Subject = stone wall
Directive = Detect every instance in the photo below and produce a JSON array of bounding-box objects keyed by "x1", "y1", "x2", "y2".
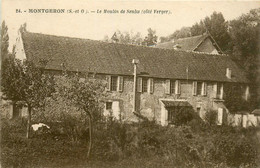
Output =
[{"x1": 101, "y1": 74, "x2": 227, "y2": 125}]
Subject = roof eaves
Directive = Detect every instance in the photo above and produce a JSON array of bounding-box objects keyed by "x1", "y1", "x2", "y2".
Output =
[{"x1": 192, "y1": 35, "x2": 208, "y2": 51}]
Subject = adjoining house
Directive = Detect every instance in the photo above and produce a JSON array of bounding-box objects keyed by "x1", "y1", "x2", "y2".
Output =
[
  {"x1": 11, "y1": 31, "x2": 252, "y2": 126},
  {"x1": 156, "y1": 33, "x2": 223, "y2": 55}
]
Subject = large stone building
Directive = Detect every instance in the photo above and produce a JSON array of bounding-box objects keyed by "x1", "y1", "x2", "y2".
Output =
[
  {"x1": 13, "y1": 31, "x2": 250, "y2": 126},
  {"x1": 156, "y1": 33, "x2": 223, "y2": 55}
]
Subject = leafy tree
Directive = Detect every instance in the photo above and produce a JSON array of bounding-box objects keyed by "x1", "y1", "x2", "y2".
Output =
[
  {"x1": 229, "y1": 8, "x2": 260, "y2": 107},
  {"x1": 170, "y1": 107, "x2": 194, "y2": 126},
  {"x1": 103, "y1": 30, "x2": 143, "y2": 45},
  {"x1": 142, "y1": 28, "x2": 158, "y2": 46},
  {"x1": 58, "y1": 74, "x2": 105, "y2": 158},
  {"x1": 190, "y1": 21, "x2": 205, "y2": 36},
  {"x1": 1, "y1": 58, "x2": 55, "y2": 138},
  {"x1": 1, "y1": 21, "x2": 9, "y2": 65},
  {"x1": 204, "y1": 110, "x2": 217, "y2": 126},
  {"x1": 19, "y1": 22, "x2": 27, "y2": 33},
  {"x1": 160, "y1": 12, "x2": 230, "y2": 52},
  {"x1": 160, "y1": 27, "x2": 191, "y2": 42},
  {"x1": 190, "y1": 12, "x2": 231, "y2": 52}
]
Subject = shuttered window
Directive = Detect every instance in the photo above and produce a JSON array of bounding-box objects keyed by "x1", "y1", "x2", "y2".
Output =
[
  {"x1": 118, "y1": 76, "x2": 124, "y2": 92},
  {"x1": 175, "y1": 80, "x2": 181, "y2": 94},
  {"x1": 213, "y1": 83, "x2": 218, "y2": 98},
  {"x1": 202, "y1": 82, "x2": 207, "y2": 96},
  {"x1": 106, "y1": 75, "x2": 111, "y2": 91},
  {"x1": 220, "y1": 83, "x2": 224, "y2": 99},
  {"x1": 165, "y1": 79, "x2": 171, "y2": 94},
  {"x1": 148, "y1": 78, "x2": 154, "y2": 94},
  {"x1": 193, "y1": 81, "x2": 197, "y2": 95},
  {"x1": 137, "y1": 77, "x2": 142, "y2": 92}
]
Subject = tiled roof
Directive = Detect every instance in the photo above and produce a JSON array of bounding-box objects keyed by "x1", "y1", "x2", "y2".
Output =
[
  {"x1": 156, "y1": 34, "x2": 222, "y2": 54},
  {"x1": 252, "y1": 109, "x2": 260, "y2": 115},
  {"x1": 161, "y1": 100, "x2": 191, "y2": 107},
  {"x1": 21, "y1": 32, "x2": 248, "y2": 83},
  {"x1": 156, "y1": 34, "x2": 208, "y2": 51}
]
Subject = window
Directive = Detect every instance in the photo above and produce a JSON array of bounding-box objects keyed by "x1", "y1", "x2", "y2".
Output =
[
  {"x1": 166, "y1": 80, "x2": 180, "y2": 94},
  {"x1": 196, "y1": 107, "x2": 201, "y2": 114},
  {"x1": 217, "y1": 83, "x2": 221, "y2": 96},
  {"x1": 197, "y1": 82, "x2": 203, "y2": 95},
  {"x1": 142, "y1": 78, "x2": 148, "y2": 92},
  {"x1": 214, "y1": 83, "x2": 223, "y2": 99},
  {"x1": 148, "y1": 78, "x2": 154, "y2": 94},
  {"x1": 111, "y1": 76, "x2": 118, "y2": 91},
  {"x1": 106, "y1": 102, "x2": 112, "y2": 110},
  {"x1": 118, "y1": 76, "x2": 124, "y2": 92},
  {"x1": 170, "y1": 80, "x2": 175, "y2": 94}
]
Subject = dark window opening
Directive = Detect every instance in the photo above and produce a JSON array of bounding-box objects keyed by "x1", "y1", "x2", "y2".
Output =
[
  {"x1": 168, "y1": 107, "x2": 181, "y2": 124},
  {"x1": 197, "y1": 82, "x2": 202, "y2": 95},
  {"x1": 142, "y1": 78, "x2": 148, "y2": 92},
  {"x1": 106, "y1": 102, "x2": 112, "y2": 110},
  {"x1": 111, "y1": 76, "x2": 118, "y2": 91},
  {"x1": 217, "y1": 83, "x2": 221, "y2": 96},
  {"x1": 170, "y1": 80, "x2": 175, "y2": 94},
  {"x1": 196, "y1": 107, "x2": 201, "y2": 114}
]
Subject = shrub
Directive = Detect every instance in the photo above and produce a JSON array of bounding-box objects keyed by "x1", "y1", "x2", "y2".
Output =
[
  {"x1": 92, "y1": 119, "x2": 136, "y2": 161},
  {"x1": 173, "y1": 107, "x2": 194, "y2": 126},
  {"x1": 204, "y1": 110, "x2": 217, "y2": 126},
  {"x1": 212, "y1": 134, "x2": 257, "y2": 167}
]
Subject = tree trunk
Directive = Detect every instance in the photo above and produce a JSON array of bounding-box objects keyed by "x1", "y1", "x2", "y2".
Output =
[
  {"x1": 26, "y1": 105, "x2": 32, "y2": 139},
  {"x1": 87, "y1": 113, "x2": 93, "y2": 159}
]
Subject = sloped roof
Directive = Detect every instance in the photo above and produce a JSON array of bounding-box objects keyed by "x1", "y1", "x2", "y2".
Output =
[
  {"x1": 156, "y1": 34, "x2": 222, "y2": 54},
  {"x1": 252, "y1": 109, "x2": 260, "y2": 115},
  {"x1": 21, "y1": 32, "x2": 248, "y2": 83},
  {"x1": 161, "y1": 100, "x2": 191, "y2": 108}
]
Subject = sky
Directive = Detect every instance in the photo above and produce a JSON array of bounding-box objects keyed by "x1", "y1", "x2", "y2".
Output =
[{"x1": 2, "y1": 0, "x2": 260, "y2": 51}]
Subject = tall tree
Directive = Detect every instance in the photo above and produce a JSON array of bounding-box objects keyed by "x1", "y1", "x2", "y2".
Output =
[
  {"x1": 229, "y1": 8, "x2": 260, "y2": 107},
  {"x1": 2, "y1": 58, "x2": 55, "y2": 138},
  {"x1": 190, "y1": 12, "x2": 231, "y2": 52},
  {"x1": 58, "y1": 74, "x2": 105, "y2": 158},
  {"x1": 103, "y1": 30, "x2": 143, "y2": 45},
  {"x1": 160, "y1": 12, "x2": 230, "y2": 52},
  {"x1": 19, "y1": 22, "x2": 27, "y2": 33},
  {"x1": 190, "y1": 21, "x2": 205, "y2": 36},
  {"x1": 160, "y1": 27, "x2": 191, "y2": 43},
  {"x1": 142, "y1": 28, "x2": 158, "y2": 46},
  {"x1": 1, "y1": 21, "x2": 9, "y2": 62}
]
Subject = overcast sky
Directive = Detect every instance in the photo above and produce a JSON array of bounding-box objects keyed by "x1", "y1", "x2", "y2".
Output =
[{"x1": 2, "y1": 0, "x2": 260, "y2": 50}]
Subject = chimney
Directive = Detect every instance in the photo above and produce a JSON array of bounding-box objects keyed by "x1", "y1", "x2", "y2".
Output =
[{"x1": 226, "y1": 68, "x2": 231, "y2": 79}]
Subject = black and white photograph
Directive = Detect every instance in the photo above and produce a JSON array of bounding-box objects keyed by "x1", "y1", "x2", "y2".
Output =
[{"x1": 1, "y1": 0, "x2": 260, "y2": 167}]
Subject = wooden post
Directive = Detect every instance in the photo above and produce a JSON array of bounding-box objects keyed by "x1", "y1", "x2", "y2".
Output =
[{"x1": 132, "y1": 59, "x2": 139, "y2": 113}]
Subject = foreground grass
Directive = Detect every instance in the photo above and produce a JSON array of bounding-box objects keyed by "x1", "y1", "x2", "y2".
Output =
[{"x1": 1, "y1": 118, "x2": 260, "y2": 168}]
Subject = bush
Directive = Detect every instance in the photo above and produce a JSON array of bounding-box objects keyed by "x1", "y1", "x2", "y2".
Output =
[
  {"x1": 212, "y1": 134, "x2": 257, "y2": 167},
  {"x1": 205, "y1": 110, "x2": 217, "y2": 126},
  {"x1": 172, "y1": 107, "x2": 195, "y2": 126},
  {"x1": 1, "y1": 116, "x2": 259, "y2": 167},
  {"x1": 93, "y1": 119, "x2": 136, "y2": 161}
]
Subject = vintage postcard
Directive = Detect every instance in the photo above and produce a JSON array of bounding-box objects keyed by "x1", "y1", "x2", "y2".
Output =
[{"x1": 1, "y1": 0, "x2": 260, "y2": 167}]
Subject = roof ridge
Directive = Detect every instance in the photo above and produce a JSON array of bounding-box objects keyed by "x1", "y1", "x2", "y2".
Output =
[
  {"x1": 176, "y1": 34, "x2": 207, "y2": 41},
  {"x1": 21, "y1": 31, "x2": 248, "y2": 83},
  {"x1": 23, "y1": 31, "x2": 224, "y2": 57}
]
